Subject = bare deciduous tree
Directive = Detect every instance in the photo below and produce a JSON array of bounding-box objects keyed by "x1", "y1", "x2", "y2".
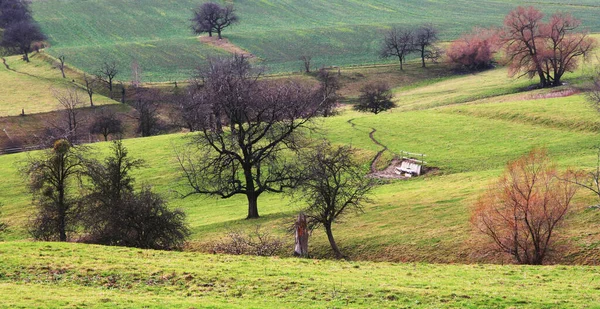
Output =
[
  {"x1": 90, "y1": 109, "x2": 123, "y2": 141},
  {"x1": 22, "y1": 139, "x2": 86, "y2": 241},
  {"x1": 132, "y1": 88, "x2": 160, "y2": 137},
  {"x1": 502, "y1": 6, "x2": 596, "y2": 88},
  {"x1": 299, "y1": 55, "x2": 312, "y2": 73},
  {"x1": 97, "y1": 61, "x2": 119, "y2": 97},
  {"x1": 414, "y1": 24, "x2": 438, "y2": 68},
  {"x1": 0, "y1": 0, "x2": 31, "y2": 28},
  {"x1": 131, "y1": 59, "x2": 142, "y2": 89},
  {"x1": 353, "y1": 82, "x2": 396, "y2": 114},
  {"x1": 53, "y1": 87, "x2": 84, "y2": 142},
  {"x1": 0, "y1": 19, "x2": 46, "y2": 62},
  {"x1": 295, "y1": 142, "x2": 375, "y2": 259},
  {"x1": 191, "y1": 2, "x2": 239, "y2": 39},
  {"x1": 176, "y1": 55, "x2": 323, "y2": 219},
  {"x1": 316, "y1": 68, "x2": 341, "y2": 117},
  {"x1": 54, "y1": 55, "x2": 66, "y2": 78},
  {"x1": 380, "y1": 27, "x2": 414, "y2": 71},
  {"x1": 83, "y1": 73, "x2": 98, "y2": 107},
  {"x1": 471, "y1": 148, "x2": 579, "y2": 264}
]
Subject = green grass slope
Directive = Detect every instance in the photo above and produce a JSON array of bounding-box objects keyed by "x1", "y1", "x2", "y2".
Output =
[
  {"x1": 0, "y1": 242, "x2": 599, "y2": 308},
  {"x1": 2, "y1": 65, "x2": 600, "y2": 263},
  {"x1": 31, "y1": 0, "x2": 600, "y2": 81},
  {"x1": 0, "y1": 54, "x2": 117, "y2": 117}
]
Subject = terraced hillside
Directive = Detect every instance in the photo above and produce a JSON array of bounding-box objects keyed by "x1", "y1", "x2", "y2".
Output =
[{"x1": 31, "y1": 0, "x2": 600, "y2": 81}]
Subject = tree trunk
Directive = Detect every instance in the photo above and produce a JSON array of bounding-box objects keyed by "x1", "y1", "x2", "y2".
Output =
[
  {"x1": 324, "y1": 223, "x2": 343, "y2": 259},
  {"x1": 397, "y1": 55, "x2": 403, "y2": 71},
  {"x1": 88, "y1": 93, "x2": 93, "y2": 107},
  {"x1": 294, "y1": 213, "x2": 309, "y2": 257},
  {"x1": 217, "y1": 29, "x2": 223, "y2": 40},
  {"x1": 61, "y1": 67, "x2": 66, "y2": 78},
  {"x1": 23, "y1": 52, "x2": 30, "y2": 62},
  {"x1": 421, "y1": 48, "x2": 426, "y2": 68},
  {"x1": 246, "y1": 193, "x2": 259, "y2": 219},
  {"x1": 58, "y1": 184, "x2": 67, "y2": 241}
]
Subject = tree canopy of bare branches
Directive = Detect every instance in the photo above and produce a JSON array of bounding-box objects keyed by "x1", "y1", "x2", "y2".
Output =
[
  {"x1": 90, "y1": 109, "x2": 123, "y2": 141},
  {"x1": 295, "y1": 142, "x2": 375, "y2": 259},
  {"x1": 22, "y1": 139, "x2": 86, "y2": 241},
  {"x1": 315, "y1": 68, "x2": 341, "y2": 117},
  {"x1": 502, "y1": 6, "x2": 596, "y2": 88},
  {"x1": 0, "y1": 0, "x2": 31, "y2": 28},
  {"x1": 191, "y1": 2, "x2": 239, "y2": 40},
  {"x1": 52, "y1": 87, "x2": 85, "y2": 143},
  {"x1": 176, "y1": 55, "x2": 324, "y2": 219},
  {"x1": 97, "y1": 61, "x2": 119, "y2": 97},
  {"x1": 471, "y1": 148, "x2": 578, "y2": 264},
  {"x1": 353, "y1": 82, "x2": 395, "y2": 114},
  {"x1": 414, "y1": 24, "x2": 438, "y2": 68},
  {"x1": 0, "y1": 19, "x2": 46, "y2": 62},
  {"x1": 380, "y1": 27, "x2": 414, "y2": 71}
]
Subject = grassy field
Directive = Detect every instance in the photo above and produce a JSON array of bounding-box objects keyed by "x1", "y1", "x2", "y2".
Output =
[
  {"x1": 2, "y1": 62, "x2": 600, "y2": 264},
  {"x1": 0, "y1": 242, "x2": 599, "y2": 308},
  {"x1": 30, "y1": 0, "x2": 600, "y2": 82},
  {"x1": 0, "y1": 54, "x2": 118, "y2": 117}
]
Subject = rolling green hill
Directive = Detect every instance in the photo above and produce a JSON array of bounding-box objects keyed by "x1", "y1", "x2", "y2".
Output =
[
  {"x1": 30, "y1": 0, "x2": 600, "y2": 82},
  {"x1": 1, "y1": 62, "x2": 600, "y2": 264}
]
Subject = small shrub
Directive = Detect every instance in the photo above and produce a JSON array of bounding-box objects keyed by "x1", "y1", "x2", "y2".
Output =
[
  {"x1": 213, "y1": 226, "x2": 284, "y2": 256},
  {"x1": 84, "y1": 187, "x2": 190, "y2": 251},
  {"x1": 353, "y1": 82, "x2": 395, "y2": 114},
  {"x1": 446, "y1": 27, "x2": 500, "y2": 71}
]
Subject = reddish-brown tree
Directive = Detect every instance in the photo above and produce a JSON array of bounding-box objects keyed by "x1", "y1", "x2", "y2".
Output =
[
  {"x1": 471, "y1": 149, "x2": 578, "y2": 265},
  {"x1": 502, "y1": 6, "x2": 596, "y2": 88},
  {"x1": 446, "y1": 27, "x2": 500, "y2": 71}
]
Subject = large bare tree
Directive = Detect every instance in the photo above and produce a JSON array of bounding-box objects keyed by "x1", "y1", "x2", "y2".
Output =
[
  {"x1": 502, "y1": 7, "x2": 596, "y2": 88},
  {"x1": 471, "y1": 149, "x2": 578, "y2": 264},
  {"x1": 414, "y1": 24, "x2": 438, "y2": 68},
  {"x1": 0, "y1": 19, "x2": 46, "y2": 62},
  {"x1": 296, "y1": 142, "x2": 374, "y2": 259},
  {"x1": 191, "y1": 2, "x2": 239, "y2": 40},
  {"x1": 380, "y1": 27, "x2": 414, "y2": 71},
  {"x1": 176, "y1": 55, "x2": 323, "y2": 219},
  {"x1": 23, "y1": 139, "x2": 86, "y2": 241}
]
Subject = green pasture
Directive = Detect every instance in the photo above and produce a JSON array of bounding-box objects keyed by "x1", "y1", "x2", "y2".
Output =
[
  {"x1": 2, "y1": 63, "x2": 600, "y2": 263},
  {"x1": 0, "y1": 242, "x2": 599, "y2": 308},
  {"x1": 0, "y1": 54, "x2": 117, "y2": 116},
  {"x1": 30, "y1": 0, "x2": 600, "y2": 81}
]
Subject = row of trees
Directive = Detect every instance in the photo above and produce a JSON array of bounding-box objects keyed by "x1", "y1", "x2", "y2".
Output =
[
  {"x1": 0, "y1": 0, "x2": 46, "y2": 62},
  {"x1": 446, "y1": 7, "x2": 596, "y2": 88},
  {"x1": 24, "y1": 139, "x2": 189, "y2": 249},
  {"x1": 380, "y1": 24, "x2": 439, "y2": 70}
]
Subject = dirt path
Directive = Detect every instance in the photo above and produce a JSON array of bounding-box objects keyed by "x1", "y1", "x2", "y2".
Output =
[
  {"x1": 199, "y1": 36, "x2": 255, "y2": 58},
  {"x1": 2, "y1": 57, "x2": 13, "y2": 71},
  {"x1": 347, "y1": 118, "x2": 389, "y2": 173}
]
